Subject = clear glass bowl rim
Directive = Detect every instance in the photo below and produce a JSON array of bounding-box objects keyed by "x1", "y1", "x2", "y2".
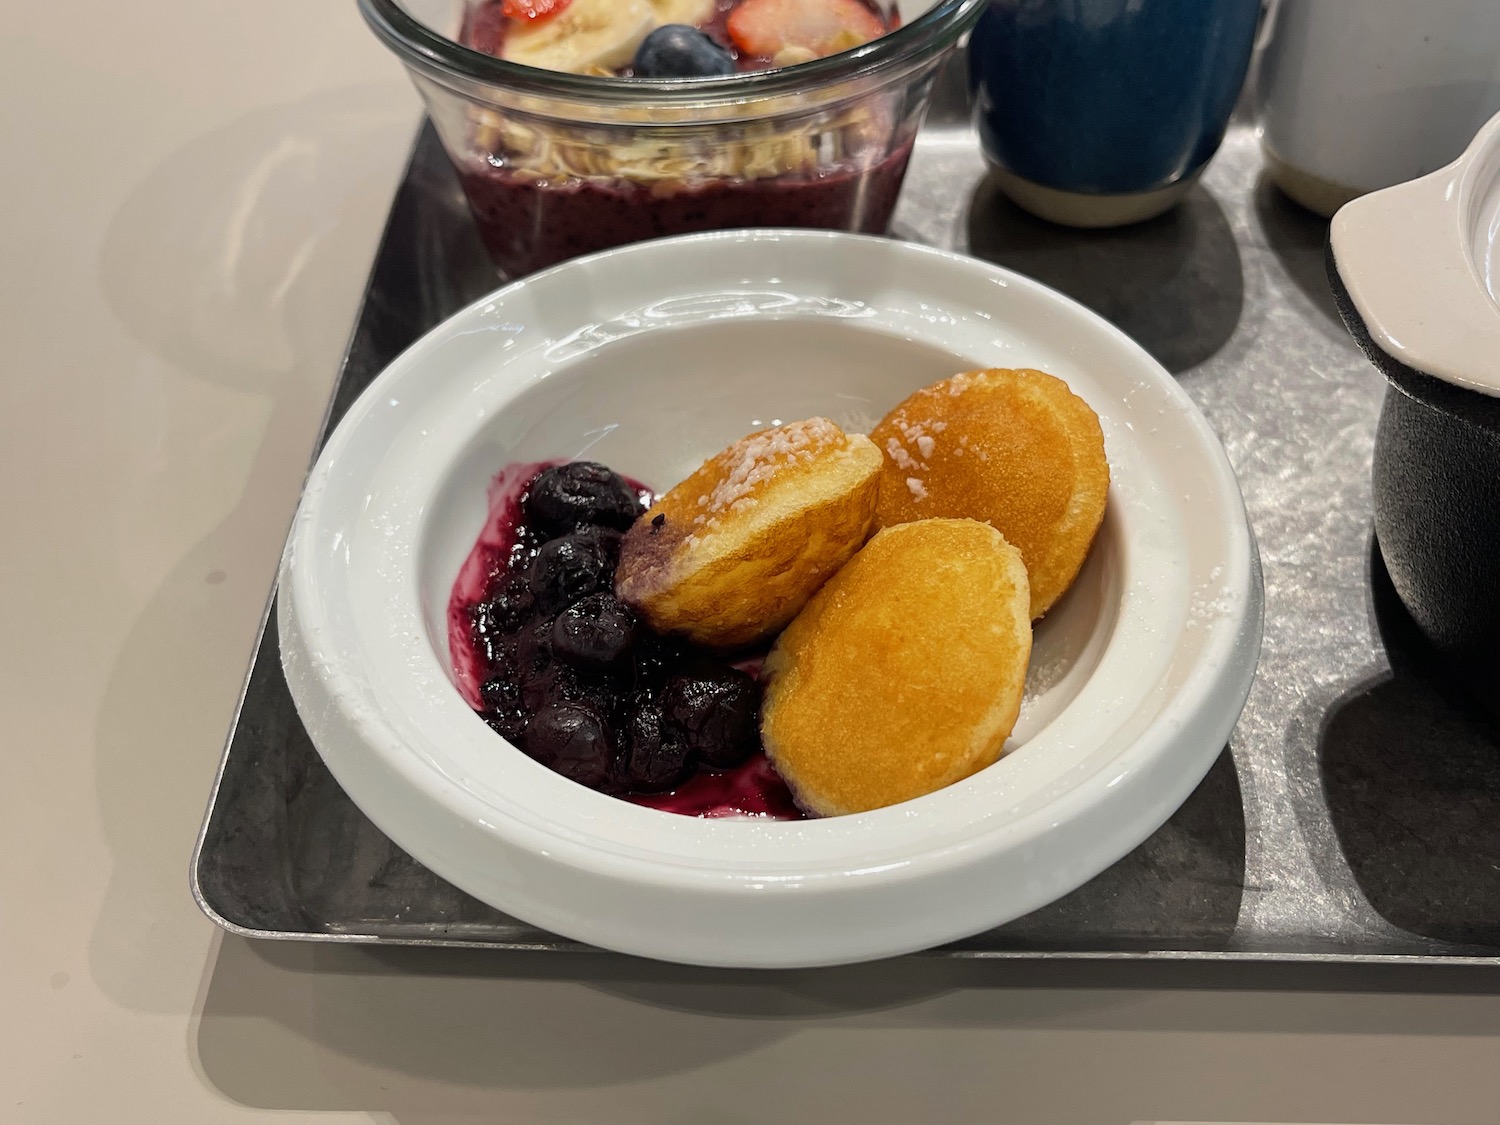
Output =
[{"x1": 358, "y1": 0, "x2": 987, "y2": 105}]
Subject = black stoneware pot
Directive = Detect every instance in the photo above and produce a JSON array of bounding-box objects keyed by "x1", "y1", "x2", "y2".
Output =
[{"x1": 1327, "y1": 111, "x2": 1500, "y2": 718}]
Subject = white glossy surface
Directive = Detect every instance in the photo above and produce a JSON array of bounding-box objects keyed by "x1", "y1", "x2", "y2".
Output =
[
  {"x1": 1332, "y1": 109, "x2": 1500, "y2": 397},
  {"x1": 1254, "y1": 0, "x2": 1500, "y2": 199},
  {"x1": 9, "y1": 0, "x2": 1500, "y2": 1118},
  {"x1": 279, "y1": 230, "x2": 1262, "y2": 967}
]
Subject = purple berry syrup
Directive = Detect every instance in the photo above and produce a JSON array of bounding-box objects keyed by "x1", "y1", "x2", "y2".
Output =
[{"x1": 448, "y1": 460, "x2": 804, "y2": 819}]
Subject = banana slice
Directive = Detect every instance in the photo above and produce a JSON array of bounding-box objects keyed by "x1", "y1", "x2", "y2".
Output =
[
  {"x1": 648, "y1": 0, "x2": 717, "y2": 26},
  {"x1": 504, "y1": 0, "x2": 657, "y2": 73}
]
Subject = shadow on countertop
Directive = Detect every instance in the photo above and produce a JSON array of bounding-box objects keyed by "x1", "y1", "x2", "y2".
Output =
[
  {"x1": 952, "y1": 748, "x2": 1245, "y2": 955},
  {"x1": 965, "y1": 175, "x2": 1244, "y2": 376},
  {"x1": 1318, "y1": 538, "x2": 1500, "y2": 948},
  {"x1": 1251, "y1": 171, "x2": 1347, "y2": 334}
]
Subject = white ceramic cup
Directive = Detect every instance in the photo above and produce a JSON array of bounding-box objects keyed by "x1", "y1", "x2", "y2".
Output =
[{"x1": 1253, "y1": 0, "x2": 1500, "y2": 217}]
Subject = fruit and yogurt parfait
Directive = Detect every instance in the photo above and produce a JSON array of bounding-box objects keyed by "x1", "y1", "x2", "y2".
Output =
[{"x1": 359, "y1": 0, "x2": 985, "y2": 276}]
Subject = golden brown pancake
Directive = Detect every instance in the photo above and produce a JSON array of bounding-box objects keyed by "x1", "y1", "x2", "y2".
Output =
[
  {"x1": 761, "y1": 518, "x2": 1032, "y2": 817},
  {"x1": 870, "y1": 368, "x2": 1109, "y2": 619},
  {"x1": 615, "y1": 417, "x2": 882, "y2": 648}
]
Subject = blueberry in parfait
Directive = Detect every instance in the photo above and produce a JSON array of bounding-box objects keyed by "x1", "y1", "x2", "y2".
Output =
[{"x1": 633, "y1": 24, "x2": 735, "y2": 77}]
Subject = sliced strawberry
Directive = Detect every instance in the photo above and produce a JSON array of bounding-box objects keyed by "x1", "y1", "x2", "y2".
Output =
[
  {"x1": 727, "y1": 0, "x2": 887, "y2": 60},
  {"x1": 502, "y1": 0, "x2": 572, "y2": 22}
]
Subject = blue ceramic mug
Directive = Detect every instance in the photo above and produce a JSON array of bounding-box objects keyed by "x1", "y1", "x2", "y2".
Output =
[{"x1": 968, "y1": 0, "x2": 1261, "y2": 226}]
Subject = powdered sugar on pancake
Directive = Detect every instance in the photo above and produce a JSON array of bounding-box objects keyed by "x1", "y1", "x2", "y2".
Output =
[{"x1": 701, "y1": 416, "x2": 844, "y2": 518}]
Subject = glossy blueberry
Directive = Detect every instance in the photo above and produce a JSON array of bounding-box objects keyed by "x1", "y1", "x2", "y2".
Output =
[
  {"x1": 479, "y1": 673, "x2": 522, "y2": 714},
  {"x1": 523, "y1": 702, "x2": 619, "y2": 791},
  {"x1": 472, "y1": 574, "x2": 533, "y2": 663},
  {"x1": 527, "y1": 527, "x2": 621, "y2": 614},
  {"x1": 630, "y1": 631, "x2": 691, "y2": 690},
  {"x1": 633, "y1": 24, "x2": 735, "y2": 78},
  {"x1": 513, "y1": 615, "x2": 557, "y2": 680},
  {"x1": 517, "y1": 646, "x2": 627, "y2": 721},
  {"x1": 520, "y1": 661, "x2": 578, "y2": 715},
  {"x1": 660, "y1": 665, "x2": 760, "y2": 769},
  {"x1": 525, "y1": 462, "x2": 642, "y2": 535},
  {"x1": 505, "y1": 523, "x2": 548, "y2": 575},
  {"x1": 483, "y1": 708, "x2": 527, "y2": 746},
  {"x1": 518, "y1": 662, "x2": 562, "y2": 715},
  {"x1": 479, "y1": 672, "x2": 527, "y2": 741},
  {"x1": 476, "y1": 633, "x2": 518, "y2": 686},
  {"x1": 623, "y1": 699, "x2": 694, "y2": 791},
  {"x1": 551, "y1": 593, "x2": 638, "y2": 669},
  {"x1": 483, "y1": 571, "x2": 535, "y2": 626}
]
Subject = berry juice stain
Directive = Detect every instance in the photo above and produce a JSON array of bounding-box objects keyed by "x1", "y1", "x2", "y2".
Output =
[
  {"x1": 449, "y1": 460, "x2": 804, "y2": 820},
  {"x1": 632, "y1": 753, "x2": 802, "y2": 819}
]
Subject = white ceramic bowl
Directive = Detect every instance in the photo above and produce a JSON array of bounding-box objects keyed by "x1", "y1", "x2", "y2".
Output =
[{"x1": 279, "y1": 229, "x2": 1262, "y2": 968}]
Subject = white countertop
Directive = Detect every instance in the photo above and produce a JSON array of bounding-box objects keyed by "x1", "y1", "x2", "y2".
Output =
[{"x1": 3, "y1": 1, "x2": 1499, "y2": 1121}]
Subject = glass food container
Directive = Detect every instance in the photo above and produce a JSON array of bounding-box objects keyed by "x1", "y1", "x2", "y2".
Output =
[{"x1": 359, "y1": 0, "x2": 984, "y2": 276}]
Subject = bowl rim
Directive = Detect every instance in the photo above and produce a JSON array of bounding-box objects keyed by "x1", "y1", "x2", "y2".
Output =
[
  {"x1": 281, "y1": 230, "x2": 1260, "y2": 905},
  {"x1": 356, "y1": 0, "x2": 986, "y2": 106}
]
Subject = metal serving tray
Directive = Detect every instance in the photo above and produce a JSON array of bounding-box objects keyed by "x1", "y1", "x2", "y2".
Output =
[{"x1": 192, "y1": 59, "x2": 1500, "y2": 963}]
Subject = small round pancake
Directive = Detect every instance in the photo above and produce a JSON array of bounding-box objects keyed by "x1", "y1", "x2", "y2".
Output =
[
  {"x1": 870, "y1": 368, "x2": 1109, "y2": 619},
  {"x1": 761, "y1": 518, "x2": 1032, "y2": 817},
  {"x1": 615, "y1": 417, "x2": 882, "y2": 649}
]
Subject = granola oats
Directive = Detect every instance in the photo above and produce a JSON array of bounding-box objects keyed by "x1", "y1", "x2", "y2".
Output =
[{"x1": 469, "y1": 101, "x2": 891, "y2": 185}]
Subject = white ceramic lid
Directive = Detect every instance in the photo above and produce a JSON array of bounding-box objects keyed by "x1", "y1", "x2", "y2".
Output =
[{"x1": 1331, "y1": 108, "x2": 1500, "y2": 397}]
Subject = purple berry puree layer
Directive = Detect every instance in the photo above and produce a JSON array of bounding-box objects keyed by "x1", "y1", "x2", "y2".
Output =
[
  {"x1": 456, "y1": 141, "x2": 915, "y2": 278},
  {"x1": 448, "y1": 459, "x2": 804, "y2": 819}
]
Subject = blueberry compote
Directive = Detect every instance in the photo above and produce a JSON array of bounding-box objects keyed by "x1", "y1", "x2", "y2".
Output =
[{"x1": 448, "y1": 460, "x2": 803, "y2": 819}]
